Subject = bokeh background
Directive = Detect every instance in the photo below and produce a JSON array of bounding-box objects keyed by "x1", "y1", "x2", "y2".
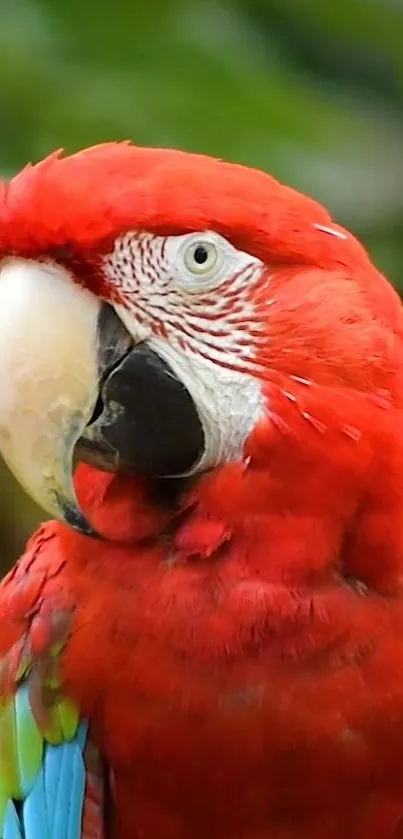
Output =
[{"x1": 0, "y1": 0, "x2": 402, "y2": 571}]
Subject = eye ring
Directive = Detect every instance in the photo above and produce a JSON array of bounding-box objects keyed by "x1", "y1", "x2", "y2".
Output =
[{"x1": 183, "y1": 240, "x2": 219, "y2": 275}]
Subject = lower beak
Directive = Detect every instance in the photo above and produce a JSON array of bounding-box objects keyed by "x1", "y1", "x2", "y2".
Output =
[{"x1": 0, "y1": 258, "x2": 204, "y2": 536}]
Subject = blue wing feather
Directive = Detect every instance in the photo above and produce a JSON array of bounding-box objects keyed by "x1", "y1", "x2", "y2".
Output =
[
  {"x1": 2, "y1": 721, "x2": 96, "y2": 839},
  {"x1": 3, "y1": 804, "x2": 22, "y2": 839},
  {"x1": 0, "y1": 602, "x2": 107, "y2": 839}
]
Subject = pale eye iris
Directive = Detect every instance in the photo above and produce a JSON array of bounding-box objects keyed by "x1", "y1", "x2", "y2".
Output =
[{"x1": 184, "y1": 241, "x2": 218, "y2": 275}]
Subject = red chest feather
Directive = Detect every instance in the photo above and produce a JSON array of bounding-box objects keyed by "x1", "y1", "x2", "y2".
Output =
[{"x1": 48, "y1": 454, "x2": 403, "y2": 839}]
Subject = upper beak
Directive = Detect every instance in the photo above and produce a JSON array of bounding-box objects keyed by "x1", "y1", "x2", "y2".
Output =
[
  {"x1": 0, "y1": 258, "x2": 204, "y2": 536},
  {"x1": 0, "y1": 258, "x2": 131, "y2": 535}
]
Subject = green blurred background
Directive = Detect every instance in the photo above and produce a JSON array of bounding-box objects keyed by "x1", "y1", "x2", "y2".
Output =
[{"x1": 0, "y1": 0, "x2": 402, "y2": 570}]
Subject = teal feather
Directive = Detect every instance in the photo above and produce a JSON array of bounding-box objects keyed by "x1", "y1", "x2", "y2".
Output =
[
  {"x1": 3, "y1": 804, "x2": 22, "y2": 839},
  {"x1": 0, "y1": 676, "x2": 91, "y2": 839},
  {"x1": 14, "y1": 686, "x2": 43, "y2": 797},
  {"x1": 0, "y1": 612, "x2": 106, "y2": 839}
]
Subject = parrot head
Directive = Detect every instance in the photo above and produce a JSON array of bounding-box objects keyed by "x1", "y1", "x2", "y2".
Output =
[{"x1": 0, "y1": 142, "x2": 402, "y2": 576}]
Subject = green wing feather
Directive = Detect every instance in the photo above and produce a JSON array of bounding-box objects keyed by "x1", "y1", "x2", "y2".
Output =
[
  {"x1": 0, "y1": 686, "x2": 80, "y2": 828},
  {"x1": 0, "y1": 628, "x2": 106, "y2": 839}
]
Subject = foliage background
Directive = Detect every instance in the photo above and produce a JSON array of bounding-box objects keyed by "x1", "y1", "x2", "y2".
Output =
[{"x1": 0, "y1": 0, "x2": 402, "y2": 570}]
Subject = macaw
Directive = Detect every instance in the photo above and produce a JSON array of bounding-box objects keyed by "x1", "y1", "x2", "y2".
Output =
[{"x1": 0, "y1": 142, "x2": 403, "y2": 839}]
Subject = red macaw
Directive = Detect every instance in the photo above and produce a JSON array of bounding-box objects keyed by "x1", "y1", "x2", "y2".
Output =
[{"x1": 0, "y1": 143, "x2": 403, "y2": 839}]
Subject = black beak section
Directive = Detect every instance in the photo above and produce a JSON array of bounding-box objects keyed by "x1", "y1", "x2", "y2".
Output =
[{"x1": 77, "y1": 306, "x2": 205, "y2": 480}]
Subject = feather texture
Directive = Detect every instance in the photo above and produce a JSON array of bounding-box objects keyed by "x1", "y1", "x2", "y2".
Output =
[
  {"x1": 0, "y1": 569, "x2": 106, "y2": 839},
  {"x1": 3, "y1": 144, "x2": 403, "y2": 838},
  {"x1": 0, "y1": 679, "x2": 92, "y2": 839}
]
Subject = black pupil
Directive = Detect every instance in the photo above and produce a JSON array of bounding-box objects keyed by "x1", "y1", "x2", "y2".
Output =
[{"x1": 193, "y1": 245, "x2": 209, "y2": 264}]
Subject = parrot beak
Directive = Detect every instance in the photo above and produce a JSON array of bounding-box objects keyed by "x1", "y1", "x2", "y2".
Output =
[
  {"x1": 0, "y1": 258, "x2": 131, "y2": 535},
  {"x1": 0, "y1": 258, "x2": 204, "y2": 536}
]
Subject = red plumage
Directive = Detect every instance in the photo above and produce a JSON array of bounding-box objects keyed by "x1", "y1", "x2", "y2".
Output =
[
  {"x1": 1, "y1": 143, "x2": 403, "y2": 837},
  {"x1": 0, "y1": 143, "x2": 375, "y2": 268}
]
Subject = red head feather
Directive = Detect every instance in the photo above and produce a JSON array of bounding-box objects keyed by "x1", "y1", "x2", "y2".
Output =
[
  {"x1": 2, "y1": 143, "x2": 403, "y2": 569},
  {"x1": 0, "y1": 143, "x2": 377, "y2": 264},
  {"x1": 0, "y1": 142, "x2": 399, "y2": 335}
]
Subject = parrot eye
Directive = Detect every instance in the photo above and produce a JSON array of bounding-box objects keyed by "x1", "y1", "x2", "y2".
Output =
[
  {"x1": 183, "y1": 240, "x2": 219, "y2": 275},
  {"x1": 172, "y1": 230, "x2": 259, "y2": 294}
]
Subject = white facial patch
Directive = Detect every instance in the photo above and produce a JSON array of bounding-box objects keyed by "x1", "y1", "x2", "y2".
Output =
[{"x1": 103, "y1": 231, "x2": 268, "y2": 471}]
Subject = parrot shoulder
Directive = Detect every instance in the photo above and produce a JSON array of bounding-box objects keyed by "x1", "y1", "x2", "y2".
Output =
[{"x1": 0, "y1": 522, "x2": 107, "y2": 838}]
